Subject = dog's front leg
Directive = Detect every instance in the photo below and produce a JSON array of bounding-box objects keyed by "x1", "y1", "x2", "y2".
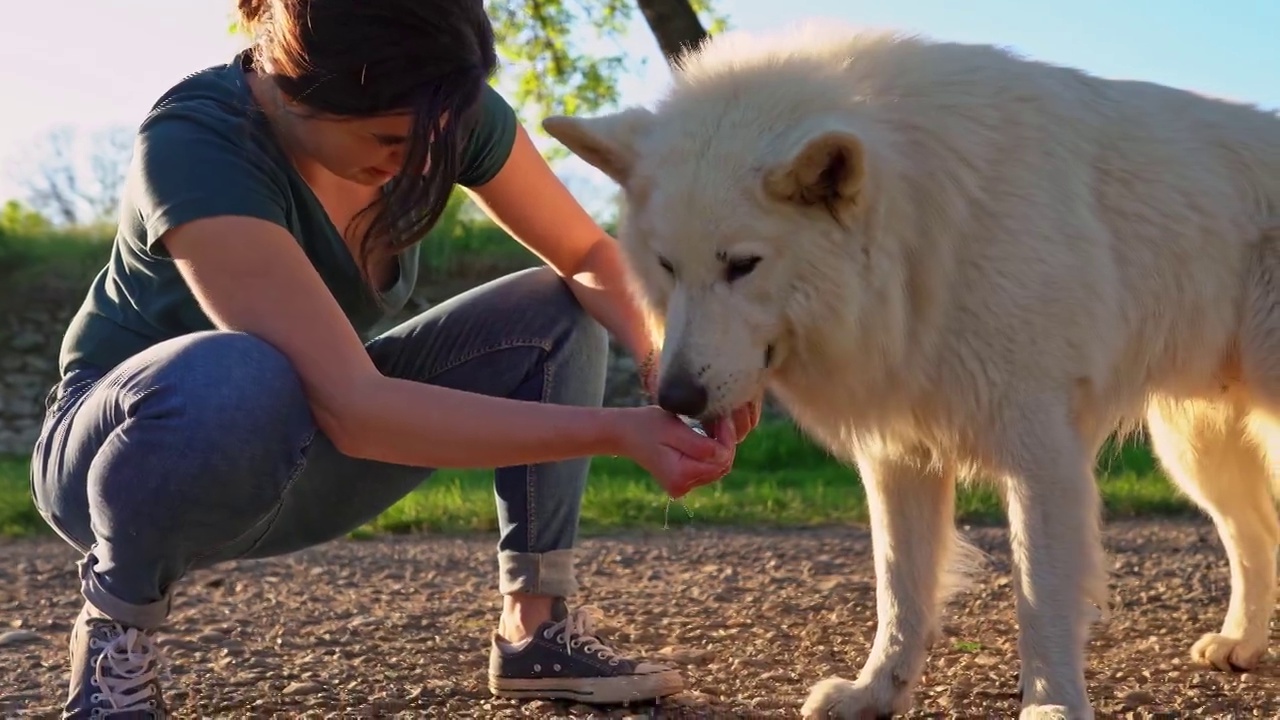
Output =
[
  {"x1": 1000, "y1": 404, "x2": 1107, "y2": 720},
  {"x1": 802, "y1": 447, "x2": 958, "y2": 719}
]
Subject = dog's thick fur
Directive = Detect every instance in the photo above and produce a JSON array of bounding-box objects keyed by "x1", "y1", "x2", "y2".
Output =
[{"x1": 543, "y1": 23, "x2": 1280, "y2": 720}]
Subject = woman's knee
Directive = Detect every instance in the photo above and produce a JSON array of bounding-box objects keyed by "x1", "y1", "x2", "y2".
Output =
[
  {"x1": 512, "y1": 266, "x2": 610, "y2": 364},
  {"x1": 156, "y1": 330, "x2": 301, "y2": 391},
  {"x1": 33, "y1": 331, "x2": 317, "y2": 572},
  {"x1": 137, "y1": 330, "x2": 310, "y2": 423},
  {"x1": 511, "y1": 268, "x2": 611, "y2": 403},
  {"x1": 87, "y1": 330, "x2": 315, "y2": 492}
]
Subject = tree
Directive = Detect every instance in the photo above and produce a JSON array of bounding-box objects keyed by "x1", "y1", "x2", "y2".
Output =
[
  {"x1": 636, "y1": 0, "x2": 716, "y2": 62},
  {"x1": 8, "y1": 125, "x2": 134, "y2": 227},
  {"x1": 489, "y1": 0, "x2": 728, "y2": 123},
  {"x1": 0, "y1": 199, "x2": 54, "y2": 236}
]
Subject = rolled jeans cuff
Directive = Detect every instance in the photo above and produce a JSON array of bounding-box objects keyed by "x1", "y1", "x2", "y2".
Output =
[
  {"x1": 498, "y1": 548, "x2": 578, "y2": 597},
  {"x1": 79, "y1": 552, "x2": 171, "y2": 630}
]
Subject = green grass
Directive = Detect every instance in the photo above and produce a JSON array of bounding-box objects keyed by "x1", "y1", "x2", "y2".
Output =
[
  {"x1": 0, "y1": 224, "x2": 114, "y2": 292},
  {"x1": 0, "y1": 421, "x2": 1197, "y2": 541},
  {"x1": 0, "y1": 457, "x2": 43, "y2": 538},
  {"x1": 0, "y1": 191, "x2": 546, "y2": 303}
]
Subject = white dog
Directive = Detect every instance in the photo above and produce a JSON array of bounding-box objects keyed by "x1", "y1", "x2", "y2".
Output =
[{"x1": 543, "y1": 22, "x2": 1280, "y2": 720}]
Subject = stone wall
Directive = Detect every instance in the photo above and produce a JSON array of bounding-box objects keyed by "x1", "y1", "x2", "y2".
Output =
[{"x1": 1, "y1": 297, "x2": 79, "y2": 456}]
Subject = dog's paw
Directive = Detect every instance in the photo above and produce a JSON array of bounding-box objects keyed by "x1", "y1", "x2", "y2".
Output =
[
  {"x1": 800, "y1": 676, "x2": 909, "y2": 719},
  {"x1": 1190, "y1": 632, "x2": 1266, "y2": 672}
]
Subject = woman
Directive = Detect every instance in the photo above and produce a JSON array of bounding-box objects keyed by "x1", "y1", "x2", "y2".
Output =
[{"x1": 29, "y1": 0, "x2": 761, "y2": 716}]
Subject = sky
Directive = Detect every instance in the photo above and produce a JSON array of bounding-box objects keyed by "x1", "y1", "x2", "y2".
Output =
[{"x1": 1, "y1": 0, "x2": 1277, "y2": 218}]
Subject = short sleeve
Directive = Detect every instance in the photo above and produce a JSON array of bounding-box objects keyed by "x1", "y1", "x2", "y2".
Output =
[
  {"x1": 130, "y1": 106, "x2": 290, "y2": 257},
  {"x1": 457, "y1": 84, "x2": 519, "y2": 188}
]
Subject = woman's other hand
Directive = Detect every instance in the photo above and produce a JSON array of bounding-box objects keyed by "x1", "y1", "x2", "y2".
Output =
[{"x1": 612, "y1": 407, "x2": 735, "y2": 498}]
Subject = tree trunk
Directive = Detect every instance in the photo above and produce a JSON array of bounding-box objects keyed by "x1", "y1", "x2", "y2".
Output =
[{"x1": 634, "y1": 0, "x2": 709, "y2": 66}]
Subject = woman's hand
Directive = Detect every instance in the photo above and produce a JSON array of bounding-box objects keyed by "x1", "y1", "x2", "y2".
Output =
[{"x1": 613, "y1": 407, "x2": 736, "y2": 498}]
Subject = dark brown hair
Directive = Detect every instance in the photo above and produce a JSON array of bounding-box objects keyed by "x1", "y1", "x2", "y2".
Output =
[{"x1": 238, "y1": 0, "x2": 498, "y2": 283}]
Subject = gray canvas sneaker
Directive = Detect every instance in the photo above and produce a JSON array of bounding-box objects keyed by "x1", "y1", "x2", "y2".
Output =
[
  {"x1": 62, "y1": 603, "x2": 167, "y2": 719},
  {"x1": 488, "y1": 599, "x2": 683, "y2": 705}
]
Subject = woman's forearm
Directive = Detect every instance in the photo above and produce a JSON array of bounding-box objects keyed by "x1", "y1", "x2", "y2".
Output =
[
  {"x1": 564, "y1": 237, "x2": 662, "y2": 396},
  {"x1": 321, "y1": 374, "x2": 626, "y2": 469},
  {"x1": 318, "y1": 238, "x2": 656, "y2": 469}
]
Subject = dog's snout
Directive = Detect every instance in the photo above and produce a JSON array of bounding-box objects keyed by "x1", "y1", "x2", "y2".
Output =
[{"x1": 657, "y1": 366, "x2": 709, "y2": 418}]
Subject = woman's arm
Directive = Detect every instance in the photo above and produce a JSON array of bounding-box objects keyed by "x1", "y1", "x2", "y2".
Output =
[
  {"x1": 162, "y1": 215, "x2": 631, "y2": 469},
  {"x1": 136, "y1": 103, "x2": 726, "y2": 477},
  {"x1": 465, "y1": 124, "x2": 661, "y2": 395}
]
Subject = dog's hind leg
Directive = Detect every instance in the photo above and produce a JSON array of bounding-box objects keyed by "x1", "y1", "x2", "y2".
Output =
[
  {"x1": 801, "y1": 446, "x2": 971, "y2": 719},
  {"x1": 1152, "y1": 226, "x2": 1280, "y2": 673},
  {"x1": 996, "y1": 398, "x2": 1107, "y2": 720},
  {"x1": 1146, "y1": 397, "x2": 1278, "y2": 672}
]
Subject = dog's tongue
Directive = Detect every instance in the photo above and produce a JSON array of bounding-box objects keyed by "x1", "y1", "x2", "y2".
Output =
[{"x1": 706, "y1": 416, "x2": 737, "y2": 444}]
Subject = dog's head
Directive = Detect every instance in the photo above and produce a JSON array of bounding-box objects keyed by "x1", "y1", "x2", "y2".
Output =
[{"x1": 544, "y1": 82, "x2": 876, "y2": 423}]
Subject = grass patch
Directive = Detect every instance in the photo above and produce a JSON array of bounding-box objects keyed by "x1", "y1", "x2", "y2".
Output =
[
  {"x1": 0, "y1": 421, "x2": 1196, "y2": 541},
  {"x1": 0, "y1": 224, "x2": 114, "y2": 293},
  {"x1": 0, "y1": 457, "x2": 43, "y2": 538},
  {"x1": 0, "y1": 192, "x2": 545, "y2": 306},
  {"x1": 415, "y1": 196, "x2": 541, "y2": 285}
]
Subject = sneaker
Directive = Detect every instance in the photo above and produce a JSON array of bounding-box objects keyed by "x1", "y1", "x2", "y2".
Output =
[
  {"x1": 488, "y1": 600, "x2": 683, "y2": 705},
  {"x1": 62, "y1": 603, "x2": 167, "y2": 719}
]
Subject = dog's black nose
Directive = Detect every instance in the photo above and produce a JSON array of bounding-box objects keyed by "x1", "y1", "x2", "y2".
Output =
[{"x1": 657, "y1": 366, "x2": 708, "y2": 418}]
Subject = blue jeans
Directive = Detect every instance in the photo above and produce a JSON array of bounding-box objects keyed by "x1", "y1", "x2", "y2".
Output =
[{"x1": 29, "y1": 267, "x2": 609, "y2": 630}]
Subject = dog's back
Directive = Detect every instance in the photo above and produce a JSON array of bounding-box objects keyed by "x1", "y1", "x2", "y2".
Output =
[{"x1": 659, "y1": 25, "x2": 1280, "y2": 428}]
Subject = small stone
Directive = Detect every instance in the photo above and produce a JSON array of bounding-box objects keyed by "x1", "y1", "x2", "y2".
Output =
[
  {"x1": 673, "y1": 691, "x2": 716, "y2": 706},
  {"x1": 1119, "y1": 689, "x2": 1157, "y2": 709},
  {"x1": 282, "y1": 681, "x2": 323, "y2": 696},
  {"x1": 0, "y1": 630, "x2": 41, "y2": 646},
  {"x1": 219, "y1": 639, "x2": 247, "y2": 654},
  {"x1": 655, "y1": 646, "x2": 714, "y2": 664},
  {"x1": 154, "y1": 637, "x2": 201, "y2": 651}
]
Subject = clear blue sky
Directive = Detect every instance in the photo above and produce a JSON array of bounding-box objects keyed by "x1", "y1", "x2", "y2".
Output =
[{"x1": 1, "y1": 0, "x2": 1276, "y2": 216}]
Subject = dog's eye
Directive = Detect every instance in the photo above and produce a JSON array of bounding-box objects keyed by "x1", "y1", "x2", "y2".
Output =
[
  {"x1": 657, "y1": 256, "x2": 675, "y2": 276},
  {"x1": 725, "y1": 256, "x2": 762, "y2": 283}
]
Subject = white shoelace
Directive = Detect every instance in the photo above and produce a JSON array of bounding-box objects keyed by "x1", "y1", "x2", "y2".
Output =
[
  {"x1": 544, "y1": 605, "x2": 624, "y2": 666},
  {"x1": 89, "y1": 627, "x2": 163, "y2": 717}
]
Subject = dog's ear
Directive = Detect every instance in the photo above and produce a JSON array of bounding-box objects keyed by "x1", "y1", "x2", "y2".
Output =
[
  {"x1": 542, "y1": 108, "x2": 655, "y2": 186},
  {"x1": 761, "y1": 124, "x2": 867, "y2": 218}
]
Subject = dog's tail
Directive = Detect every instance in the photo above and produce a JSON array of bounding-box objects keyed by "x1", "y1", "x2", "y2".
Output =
[{"x1": 937, "y1": 528, "x2": 989, "y2": 603}]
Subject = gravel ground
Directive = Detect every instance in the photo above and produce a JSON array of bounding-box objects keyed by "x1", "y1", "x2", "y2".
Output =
[{"x1": 1, "y1": 517, "x2": 1276, "y2": 718}]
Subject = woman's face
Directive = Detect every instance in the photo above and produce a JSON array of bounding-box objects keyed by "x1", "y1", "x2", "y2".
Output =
[
  {"x1": 250, "y1": 72, "x2": 427, "y2": 187},
  {"x1": 285, "y1": 110, "x2": 415, "y2": 187}
]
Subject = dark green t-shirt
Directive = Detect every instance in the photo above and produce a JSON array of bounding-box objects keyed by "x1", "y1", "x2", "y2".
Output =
[{"x1": 58, "y1": 51, "x2": 518, "y2": 376}]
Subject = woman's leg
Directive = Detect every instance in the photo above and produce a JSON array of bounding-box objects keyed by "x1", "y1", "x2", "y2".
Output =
[
  {"x1": 242, "y1": 266, "x2": 681, "y2": 704},
  {"x1": 31, "y1": 329, "x2": 318, "y2": 718},
  {"x1": 240, "y1": 265, "x2": 607, "y2": 584},
  {"x1": 33, "y1": 267, "x2": 677, "y2": 715}
]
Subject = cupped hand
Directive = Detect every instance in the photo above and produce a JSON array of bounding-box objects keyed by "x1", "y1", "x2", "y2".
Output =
[{"x1": 615, "y1": 406, "x2": 737, "y2": 498}]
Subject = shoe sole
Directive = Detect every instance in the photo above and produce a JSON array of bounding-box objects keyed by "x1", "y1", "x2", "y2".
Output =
[{"x1": 488, "y1": 669, "x2": 684, "y2": 705}]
